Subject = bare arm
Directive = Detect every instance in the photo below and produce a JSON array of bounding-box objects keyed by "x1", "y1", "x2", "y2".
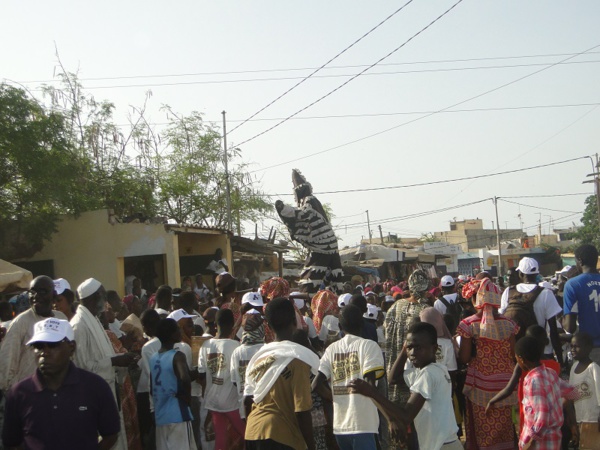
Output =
[
  {"x1": 564, "y1": 314, "x2": 577, "y2": 334},
  {"x1": 173, "y1": 351, "x2": 192, "y2": 407},
  {"x1": 547, "y1": 316, "x2": 564, "y2": 365},
  {"x1": 296, "y1": 410, "x2": 315, "y2": 450},
  {"x1": 458, "y1": 336, "x2": 472, "y2": 365},
  {"x1": 486, "y1": 364, "x2": 521, "y2": 413},
  {"x1": 312, "y1": 371, "x2": 333, "y2": 402},
  {"x1": 244, "y1": 395, "x2": 254, "y2": 420},
  {"x1": 388, "y1": 342, "x2": 408, "y2": 386}
]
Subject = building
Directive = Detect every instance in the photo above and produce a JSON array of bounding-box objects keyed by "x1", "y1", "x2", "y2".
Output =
[{"x1": 434, "y1": 219, "x2": 523, "y2": 252}]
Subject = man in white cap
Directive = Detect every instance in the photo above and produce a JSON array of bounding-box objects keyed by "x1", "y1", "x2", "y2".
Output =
[
  {"x1": 499, "y1": 257, "x2": 564, "y2": 364},
  {"x1": 434, "y1": 275, "x2": 458, "y2": 315},
  {"x1": 2, "y1": 318, "x2": 120, "y2": 450},
  {"x1": 70, "y1": 278, "x2": 138, "y2": 450}
]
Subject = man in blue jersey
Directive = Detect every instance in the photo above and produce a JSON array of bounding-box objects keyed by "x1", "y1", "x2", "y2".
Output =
[
  {"x1": 150, "y1": 318, "x2": 196, "y2": 450},
  {"x1": 564, "y1": 244, "x2": 600, "y2": 365}
]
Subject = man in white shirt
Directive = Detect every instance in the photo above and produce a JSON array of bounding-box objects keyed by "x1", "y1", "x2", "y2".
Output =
[
  {"x1": 499, "y1": 257, "x2": 563, "y2": 363},
  {"x1": 313, "y1": 304, "x2": 385, "y2": 450},
  {"x1": 434, "y1": 275, "x2": 458, "y2": 316}
]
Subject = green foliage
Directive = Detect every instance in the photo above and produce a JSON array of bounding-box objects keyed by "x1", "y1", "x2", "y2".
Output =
[{"x1": 575, "y1": 195, "x2": 600, "y2": 248}]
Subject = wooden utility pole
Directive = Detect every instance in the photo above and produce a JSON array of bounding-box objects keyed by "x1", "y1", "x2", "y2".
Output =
[
  {"x1": 583, "y1": 154, "x2": 600, "y2": 230},
  {"x1": 378, "y1": 225, "x2": 385, "y2": 245},
  {"x1": 222, "y1": 111, "x2": 233, "y2": 232},
  {"x1": 493, "y1": 197, "x2": 503, "y2": 277},
  {"x1": 366, "y1": 210, "x2": 372, "y2": 244}
]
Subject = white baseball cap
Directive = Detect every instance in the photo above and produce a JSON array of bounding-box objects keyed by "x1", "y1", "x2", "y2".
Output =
[
  {"x1": 167, "y1": 308, "x2": 196, "y2": 322},
  {"x1": 440, "y1": 275, "x2": 455, "y2": 287},
  {"x1": 27, "y1": 318, "x2": 74, "y2": 345},
  {"x1": 77, "y1": 278, "x2": 102, "y2": 300},
  {"x1": 338, "y1": 293, "x2": 352, "y2": 308},
  {"x1": 517, "y1": 257, "x2": 539, "y2": 275},
  {"x1": 241, "y1": 292, "x2": 264, "y2": 307},
  {"x1": 53, "y1": 278, "x2": 71, "y2": 296},
  {"x1": 458, "y1": 275, "x2": 467, "y2": 281},
  {"x1": 384, "y1": 295, "x2": 395, "y2": 303},
  {"x1": 363, "y1": 303, "x2": 378, "y2": 320}
]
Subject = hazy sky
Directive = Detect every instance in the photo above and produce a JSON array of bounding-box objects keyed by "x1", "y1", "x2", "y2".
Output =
[{"x1": 3, "y1": 1, "x2": 599, "y2": 247}]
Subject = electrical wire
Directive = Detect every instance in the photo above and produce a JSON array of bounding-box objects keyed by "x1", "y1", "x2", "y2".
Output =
[
  {"x1": 498, "y1": 199, "x2": 582, "y2": 214},
  {"x1": 234, "y1": 0, "x2": 465, "y2": 148}
]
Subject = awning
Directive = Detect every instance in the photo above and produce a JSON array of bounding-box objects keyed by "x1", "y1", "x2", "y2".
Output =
[{"x1": 0, "y1": 260, "x2": 32, "y2": 293}]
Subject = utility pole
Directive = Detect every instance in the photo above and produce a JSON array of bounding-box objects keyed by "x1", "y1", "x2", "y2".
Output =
[
  {"x1": 583, "y1": 153, "x2": 600, "y2": 230},
  {"x1": 537, "y1": 213, "x2": 542, "y2": 246},
  {"x1": 366, "y1": 210, "x2": 372, "y2": 244},
  {"x1": 222, "y1": 111, "x2": 233, "y2": 232},
  {"x1": 378, "y1": 225, "x2": 385, "y2": 245},
  {"x1": 493, "y1": 197, "x2": 503, "y2": 277}
]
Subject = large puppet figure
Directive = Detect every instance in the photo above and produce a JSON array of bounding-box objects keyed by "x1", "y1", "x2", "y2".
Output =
[{"x1": 275, "y1": 169, "x2": 343, "y2": 293}]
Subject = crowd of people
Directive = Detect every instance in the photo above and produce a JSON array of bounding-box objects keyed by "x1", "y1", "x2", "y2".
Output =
[{"x1": 0, "y1": 244, "x2": 599, "y2": 450}]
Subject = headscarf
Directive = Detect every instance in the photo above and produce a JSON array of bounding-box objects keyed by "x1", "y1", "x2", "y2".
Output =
[
  {"x1": 461, "y1": 279, "x2": 482, "y2": 300},
  {"x1": 420, "y1": 307, "x2": 452, "y2": 340},
  {"x1": 122, "y1": 294, "x2": 135, "y2": 311},
  {"x1": 260, "y1": 277, "x2": 290, "y2": 301},
  {"x1": 240, "y1": 312, "x2": 265, "y2": 346},
  {"x1": 408, "y1": 269, "x2": 431, "y2": 300},
  {"x1": 311, "y1": 289, "x2": 338, "y2": 333},
  {"x1": 474, "y1": 278, "x2": 502, "y2": 340}
]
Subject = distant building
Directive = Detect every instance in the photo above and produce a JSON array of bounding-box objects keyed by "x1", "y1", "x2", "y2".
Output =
[{"x1": 433, "y1": 219, "x2": 523, "y2": 253}]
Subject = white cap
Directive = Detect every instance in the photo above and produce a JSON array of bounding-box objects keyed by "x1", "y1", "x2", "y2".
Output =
[
  {"x1": 77, "y1": 278, "x2": 102, "y2": 300},
  {"x1": 338, "y1": 293, "x2": 352, "y2": 308},
  {"x1": 440, "y1": 275, "x2": 455, "y2": 287},
  {"x1": 167, "y1": 308, "x2": 196, "y2": 322},
  {"x1": 458, "y1": 275, "x2": 467, "y2": 281},
  {"x1": 293, "y1": 298, "x2": 305, "y2": 309},
  {"x1": 385, "y1": 295, "x2": 395, "y2": 303},
  {"x1": 27, "y1": 318, "x2": 74, "y2": 345},
  {"x1": 53, "y1": 278, "x2": 71, "y2": 296},
  {"x1": 517, "y1": 257, "x2": 539, "y2": 275},
  {"x1": 365, "y1": 290, "x2": 376, "y2": 297},
  {"x1": 241, "y1": 292, "x2": 264, "y2": 307},
  {"x1": 363, "y1": 303, "x2": 378, "y2": 320},
  {"x1": 558, "y1": 265, "x2": 572, "y2": 275}
]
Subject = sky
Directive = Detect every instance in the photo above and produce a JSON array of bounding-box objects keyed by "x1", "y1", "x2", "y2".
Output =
[{"x1": 2, "y1": 1, "x2": 599, "y2": 248}]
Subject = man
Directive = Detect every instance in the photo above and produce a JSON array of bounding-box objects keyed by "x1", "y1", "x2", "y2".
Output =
[
  {"x1": 0, "y1": 276, "x2": 68, "y2": 393},
  {"x1": 499, "y1": 257, "x2": 563, "y2": 363},
  {"x1": 564, "y1": 244, "x2": 600, "y2": 365},
  {"x1": 434, "y1": 275, "x2": 458, "y2": 315},
  {"x1": 2, "y1": 317, "x2": 120, "y2": 449},
  {"x1": 314, "y1": 304, "x2": 385, "y2": 450},
  {"x1": 70, "y1": 278, "x2": 138, "y2": 450},
  {"x1": 244, "y1": 298, "x2": 319, "y2": 450},
  {"x1": 348, "y1": 294, "x2": 378, "y2": 343},
  {"x1": 154, "y1": 285, "x2": 173, "y2": 317},
  {"x1": 179, "y1": 291, "x2": 206, "y2": 335}
]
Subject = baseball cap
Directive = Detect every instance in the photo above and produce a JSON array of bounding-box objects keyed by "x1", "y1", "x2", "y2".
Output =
[
  {"x1": 363, "y1": 303, "x2": 378, "y2": 320},
  {"x1": 458, "y1": 275, "x2": 467, "y2": 281},
  {"x1": 27, "y1": 318, "x2": 74, "y2": 345},
  {"x1": 365, "y1": 291, "x2": 377, "y2": 298},
  {"x1": 384, "y1": 295, "x2": 395, "y2": 303},
  {"x1": 440, "y1": 275, "x2": 455, "y2": 287},
  {"x1": 77, "y1": 278, "x2": 102, "y2": 300},
  {"x1": 167, "y1": 308, "x2": 196, "y2": 322},
  {"x1": 338, "y1": 293, "x2": 352, "y2": 308},
  {"x1": 242, "y1": 292, "x2": 264, "y2": 307},
  {"x1": 517, "y1": 257, "x2": 539, "y2": 275},
  {"x1": 53, "y1": 278, "x2": 71, "y2": 296}
]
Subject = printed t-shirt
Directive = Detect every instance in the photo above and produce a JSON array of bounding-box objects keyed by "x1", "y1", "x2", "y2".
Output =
[
  {"x1": 404, "y1": 363, "x2": 459, "y2": 450},
  {"x1": 318, "y1": 315, "x2": 340, "y2": 346},
  {"x1": 198, "y1": 338, "x2": 240, "y2": 412},
  {"x1": 564, "y1": 273, "x2": 600, "y2": 347},
  {"x1": 245, "y1": 358, "x2": 313, "y2": 450},
  {"x1": 570, "y1": 361, "x2": 600, "y2": 423},
  {"x1": 499, "y1": 284, "x2": 562, "y2": 354},
  {"x1": 318, "y1": 333, "x2": 384, "y2": 435},
  {"x1": 230, "y1": 343, "x2": 264, "y2": 417}
]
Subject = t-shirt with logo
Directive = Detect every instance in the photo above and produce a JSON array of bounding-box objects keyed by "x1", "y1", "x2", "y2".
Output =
[
  {"x1": 569, "y1": 361, "x2": 600, "y2": 423},
  {"x1": 564, "y1": 273, "x2": 600, "y2": 347},
  {"x1": 198, "y1": 338, "x2": 240, "y2": 412},
  {"x1": 230, "y1": 343, "x2": 264, "y2": 417},
  {"x1": 318, "y1": 334, "x2": 384, "y2": 435}
]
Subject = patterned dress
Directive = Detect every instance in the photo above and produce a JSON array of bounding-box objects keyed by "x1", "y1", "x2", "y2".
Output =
[{"x1": 457, "y1": 314, "x2": 518, "y2": 450}]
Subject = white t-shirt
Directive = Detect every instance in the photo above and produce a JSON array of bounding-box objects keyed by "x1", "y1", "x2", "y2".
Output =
[
  {"x1": 318, "y1": 315, "x2": 340, "y2": 346},
  {"x1": 318, "y1": 334, "x2": 384, "y2": 435},
  {"x1": 230, "y1": 343, "x2": 264, "y2": 418},
  {"x1": 405, "y1": 338, "x2": 457, "y2": 372},
  {"x1": 304, "y1": 316, "x2": 318, "y2": 339},
  {"x1": 570, "y1": 361, "x2": 600, "y2": 423},
  {"x1": 198, "y1": 338, "x2": 240, "y2": 412},
  {"x1": 404, "y1": 363, "x2": 459, "y2": 450},
  {"x1": 177, "y1": 341, "x2": 202, "y2": 397},
  {"x1": 499, "y1": 284, "x2": 562, "y2": 354},
  {"x1": 138, "y1": 337, "x2": 188, "y2": 394},
  {"x1": 433, "y1": 293, "x2": 458, "y2": 315}
]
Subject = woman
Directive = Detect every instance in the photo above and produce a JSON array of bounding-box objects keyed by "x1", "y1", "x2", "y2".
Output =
[
  {"x1": 311, "y1": 289, "x2": 340, "y2": 348},
  {"x1": 457, "y1": 278, "x2": 518, "y2": 450}
]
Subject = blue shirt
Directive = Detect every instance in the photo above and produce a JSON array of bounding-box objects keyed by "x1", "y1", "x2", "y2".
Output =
[
  {"x1": 564, "y1": 272, "x2": 600, "y2": 347},
  {"x1": 150, "y1": 349, "x2": 192, "y2": 426}
]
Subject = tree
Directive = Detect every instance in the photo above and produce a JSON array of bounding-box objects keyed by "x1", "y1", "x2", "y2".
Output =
[
  {"x1": 0, "y1": 84, "x2": 91, "y2": 260},
  {"x1": 575, "y1": 194, "x2": 600, "y2": 248}
]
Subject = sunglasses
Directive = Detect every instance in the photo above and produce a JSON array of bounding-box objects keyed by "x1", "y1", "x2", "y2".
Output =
[{"x1": 31, "y1": 339, "x2": 68, "y2": 350}]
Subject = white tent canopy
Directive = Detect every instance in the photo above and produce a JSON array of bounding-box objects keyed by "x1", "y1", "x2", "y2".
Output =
[{"x1": 0, "y1": 259, "x2": 32, "y2": 293}]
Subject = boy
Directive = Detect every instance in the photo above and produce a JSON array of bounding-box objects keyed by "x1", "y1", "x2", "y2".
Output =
[
  {"x1": 314, "y1": 304, "x2": 385, "y2": 450},
  {"x1": 515, "y1": 336, "x2": 578, "y2": 449},
  {"x1": 569, "y1": 332, "x2": 600, "y2": 436},
  {"x1": 349, "y1": 322, "x2": 461, "y2": 450},
  {"x1": 244, "y1": 298, "x2": 319, "y2": 450},
  {"x1": 197, "y1": 309, "x2": 243, "y2": 450},
  {"x1": 150, "y1": 318, "x2": 196, "y2": 450}
]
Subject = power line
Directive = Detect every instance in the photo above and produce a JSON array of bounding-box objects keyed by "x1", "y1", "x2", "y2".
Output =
[
  {"x1": 235, "y1": 0, "x2": 465, "y2": 148},
  {"x1": 227, "y1": 0, "x2": 415, "y2": 135},
  {"x1": 252, "y1": 42, "x2": 600, "y2": 173},
  {"x1": 498, "y1": 199, "x2": 581, "y2": 214},
  {"x1": 270, "y1": 155, "x2": 590, "y2": 196},
  {"x1": 501, "y1": 192, "x2": 591, "y2": 199},
  {"x1": 17, "y1": 50, "x2": 600, "y2": 84}
]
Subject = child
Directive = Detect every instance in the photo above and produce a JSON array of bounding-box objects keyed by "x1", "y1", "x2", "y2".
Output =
[
  {"x1": 515, "y1": 336, "x2": 578, "y2": 449},
  {"x1": 150, "y1": 318, "x2": 196, "y2": 450},
  {"x1": 314, "y1": 304, "x2": 385, "y2": 450},
  {"x1": 349, "y1": 322, "x2": 461, "y2": 450},
  {"x1": 569, "y1": 332, "x2": 600, "y2": 441}
]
